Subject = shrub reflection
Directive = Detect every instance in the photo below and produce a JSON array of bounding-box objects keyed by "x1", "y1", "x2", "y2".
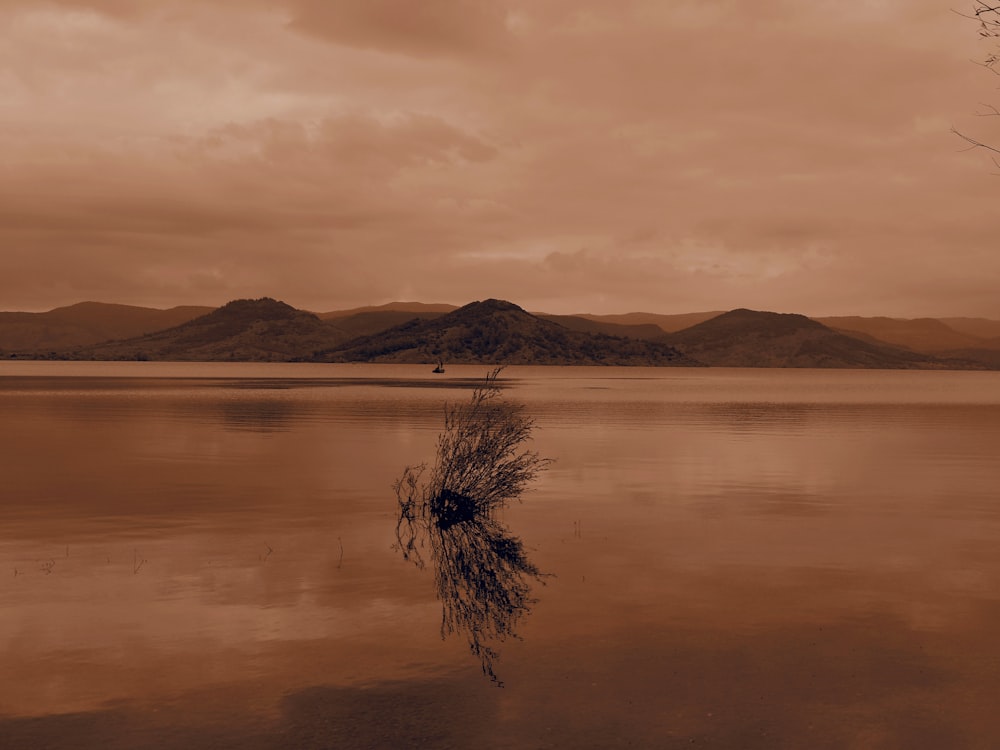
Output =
[{"x1": 394, "y1": 368, "x2": 551, "y2": 686}]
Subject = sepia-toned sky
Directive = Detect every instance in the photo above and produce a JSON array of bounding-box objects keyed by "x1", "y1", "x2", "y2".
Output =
[{"x1": 1, "y1": 0, "x2": 998, "y2": 316}]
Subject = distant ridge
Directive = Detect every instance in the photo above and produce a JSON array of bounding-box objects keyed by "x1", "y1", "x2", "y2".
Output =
[
  {"x1": 939, "y1": 317, "x2": 1000, "y2": 340},
  {"x1": 0, "y1": 301, "x2": 212, "y2": 355},
  {"x1": 319, "y1": 301, "x2": 458, "y2": 320},
  {"x1": 661, "y1": 309, "x2": 968, "y2": 369},
  {"x1": 326, "y1": 310, "x2": 448, "y2": 339},
  {"x1": 535, "y1": 314, "x2": 666, "y2": 340},
  {"x1": 815, "y1": 315, "x2": 987, "y2": 353},
  {"x1": 314, "y1": 299, "x2": 696, "y2": 365},
  {"x1": 575, "y1": 310, "x2": 725, "y2": 333}
]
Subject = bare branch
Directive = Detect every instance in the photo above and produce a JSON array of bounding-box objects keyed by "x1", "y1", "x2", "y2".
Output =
[
  {"x1": 952, "y1": 125, "x2": 1000, "y2": 153},
  {"x1": 953, "y1": 4, "x2": 1000, "y2": 162}
]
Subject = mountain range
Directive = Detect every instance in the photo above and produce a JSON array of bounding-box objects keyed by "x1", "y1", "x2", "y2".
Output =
[{"x1": 2, "y1": 298, "x2": 999, "y2": 369}]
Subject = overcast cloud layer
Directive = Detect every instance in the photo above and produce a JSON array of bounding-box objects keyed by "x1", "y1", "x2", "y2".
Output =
[{"x1": 1, "y1": 0, "x2": 997, "y2": 316}]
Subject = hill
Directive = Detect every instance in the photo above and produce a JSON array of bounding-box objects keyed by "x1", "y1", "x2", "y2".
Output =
[
  {"x1": 661, "y1": 309, "x2": 971, "y2": 369},
  {"x1": 935, "y1": 347, "x2": 1000, "y2": 369},
  {"x1": 0, "y1": 302, "x2": 211, "y2": 355},
  {"x1": 939, "y1": 317, "x2": 1000, "y2": 340},
  {"x1": 313, "y1": 299, "x2": 696, "y2": 366},
  {"x1": 815, "y1": 315, "x2": 986, "y2": 353},
  {"x1": 78, "y1": 298, "x2": 349, "y2": 361}
]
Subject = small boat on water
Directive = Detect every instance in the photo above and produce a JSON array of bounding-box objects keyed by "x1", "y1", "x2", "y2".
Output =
[{"x1": 432, "y1": 360, "x2": 445, "y2": 373}]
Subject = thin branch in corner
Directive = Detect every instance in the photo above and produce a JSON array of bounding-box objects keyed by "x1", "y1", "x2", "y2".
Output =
[{"x1": 951, "y1": 126, "x2": 1000, "y2": 154}]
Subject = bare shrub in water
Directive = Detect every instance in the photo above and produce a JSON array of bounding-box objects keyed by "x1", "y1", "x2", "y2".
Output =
[
  {"x1": 394, "y1": 366, "x2": 551, "y2": 553},
  {"x1": 432, "y1": 366, "x2": 550, "y2": 518},
  {"x1": 393, "y1": 367, "x2": 552, "y2": 685}
]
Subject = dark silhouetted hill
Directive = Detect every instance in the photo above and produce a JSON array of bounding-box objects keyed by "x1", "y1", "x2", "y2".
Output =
[
  {"x1": 935, "y1": 347, "x2": 1000, "y2": 368},
  {"x1": 662, "y1": 309, "x2": 972, "y2": 369},
  {"x1": 314, "y1": 299, "x2": 696, "y2": 365},
  {"x1": 79, "y1": 298, "x2": 349, "y2": 361},
  {"x1": 0, "y1": 301, "x2": 211, "y2": 355}
]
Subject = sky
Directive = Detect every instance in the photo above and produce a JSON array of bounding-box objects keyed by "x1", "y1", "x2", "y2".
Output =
[{"x1": 1, "y1": 0, "x2": 998, "y2": 317}]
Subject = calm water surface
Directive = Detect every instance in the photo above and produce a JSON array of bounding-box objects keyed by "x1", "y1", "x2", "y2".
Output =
[{"x1": 2, "y1": 362, "x2": 1000, "y2": 748}]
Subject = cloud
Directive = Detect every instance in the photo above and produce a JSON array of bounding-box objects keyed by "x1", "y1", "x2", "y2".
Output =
[
  {"x1": 285, "y1": 0, "x2": 513, "y2": 59},
  {"x1": 0, "y1": 0, "x2": 998, "y2": 316},
  {"x1": 0, "y1": 109, "x2": 501, "y2": 309},
  {"x1": 2, "y1": 0, "x2": 141, "y2": 16}
]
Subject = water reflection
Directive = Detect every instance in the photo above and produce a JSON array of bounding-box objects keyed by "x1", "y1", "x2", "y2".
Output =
[
  {"x1": 220, "y1": 397, "x2": 298, "y2": 432},
  {"x1": 394, "y1": 369, "x2": 550, "y2": 685}
]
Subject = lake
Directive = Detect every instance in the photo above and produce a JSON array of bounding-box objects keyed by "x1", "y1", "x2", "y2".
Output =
[{"x1": 2, "y1": 362, "x2": 1000, "y2": 749}]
